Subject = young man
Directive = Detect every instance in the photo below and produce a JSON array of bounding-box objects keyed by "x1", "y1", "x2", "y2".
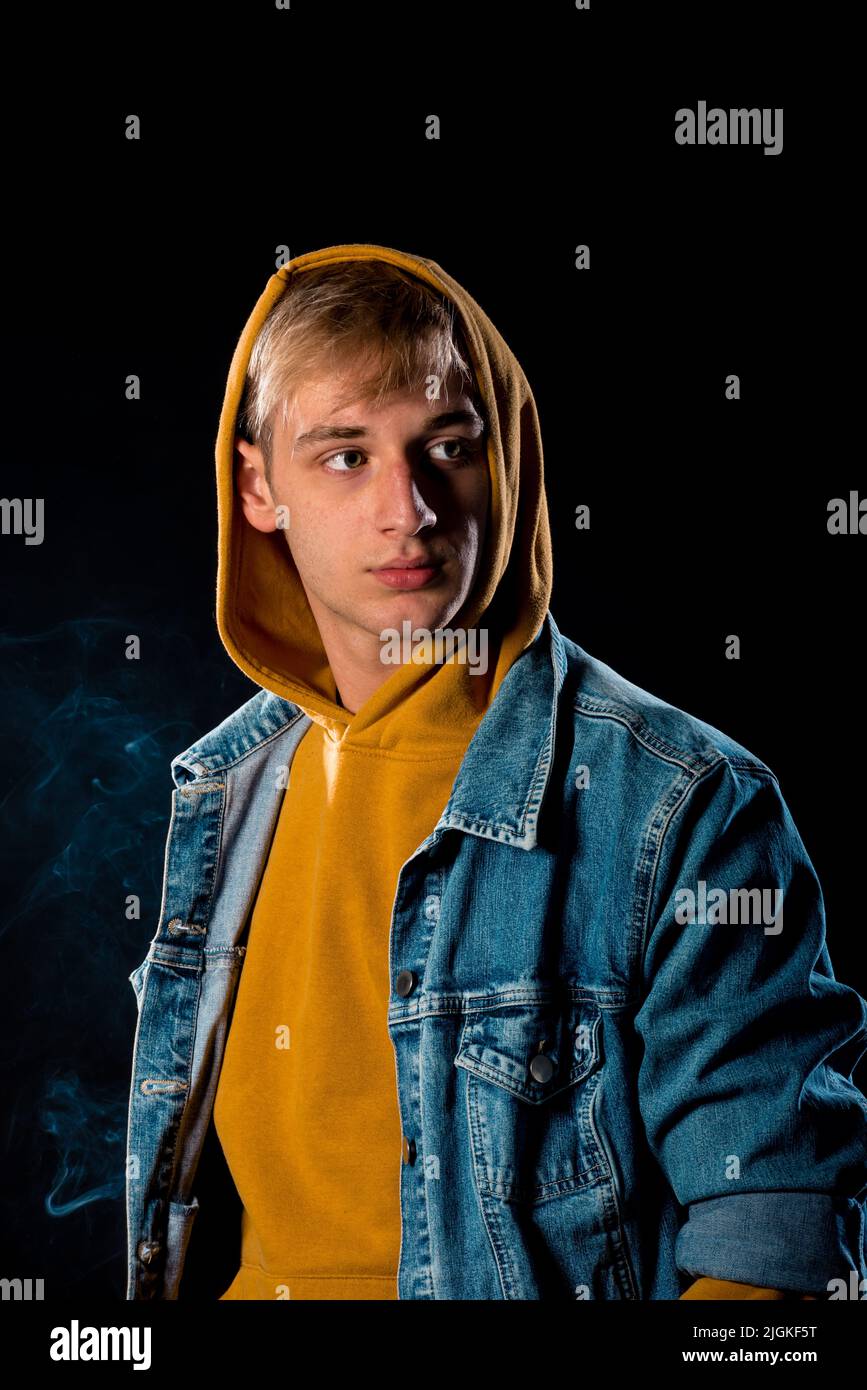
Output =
[{"x1": 124, "y1": 243, "x2": 867, "y2": 1301}]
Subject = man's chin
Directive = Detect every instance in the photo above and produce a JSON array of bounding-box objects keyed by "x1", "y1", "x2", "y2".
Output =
[{"x1": 371, "y1": 594, "x2": 465, "y2": 636}]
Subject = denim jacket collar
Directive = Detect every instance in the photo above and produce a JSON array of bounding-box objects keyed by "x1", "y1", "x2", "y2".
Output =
[{"x1": 168, "y1": 610, "x2": 569, "y2": 854}]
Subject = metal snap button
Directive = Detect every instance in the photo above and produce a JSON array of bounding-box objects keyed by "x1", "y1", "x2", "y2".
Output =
[
  {"x1": 529, "y1": 1047, "x2": 555, "y2": 1084},
  {"x1": 395, "y1": 969, "x2": 416, "y2": 998},
  {"x1": 529, "y1": 1053, "x2": 555, "y2": 1083}
]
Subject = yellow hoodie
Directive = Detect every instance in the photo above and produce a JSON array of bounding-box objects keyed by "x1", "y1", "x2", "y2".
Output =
[{"x1": 210, "y1": 243, "x2": 552, "y2": 1299}]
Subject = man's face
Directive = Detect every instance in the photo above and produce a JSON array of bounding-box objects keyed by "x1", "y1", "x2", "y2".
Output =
[{"x1": 235, "y1": 365, "x2": 490, "y2": 660}]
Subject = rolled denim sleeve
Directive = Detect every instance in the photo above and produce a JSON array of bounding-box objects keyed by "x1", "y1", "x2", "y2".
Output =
[{"x1": 635, "y1": 759, "x2": 867, "y2": 1296}]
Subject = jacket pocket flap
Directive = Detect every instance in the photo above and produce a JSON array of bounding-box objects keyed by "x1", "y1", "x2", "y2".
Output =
[{"x1": 454, "y1": 998, "x2": 601, "y2": 1104}]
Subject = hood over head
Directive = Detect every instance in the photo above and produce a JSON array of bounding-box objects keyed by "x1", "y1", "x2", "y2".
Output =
[{"x1": 214, "y1": 243, "x2": 552, "y2": 748}]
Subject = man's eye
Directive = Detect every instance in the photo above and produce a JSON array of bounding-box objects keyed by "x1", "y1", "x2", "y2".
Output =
[
  {"x1": 428, "y1": 439, "x2": 478, "y2": 465},
  {"x1": 323, "y1": 449, "x2": 366, "y2": 473}
]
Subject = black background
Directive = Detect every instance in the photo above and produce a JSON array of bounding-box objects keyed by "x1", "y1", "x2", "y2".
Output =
[{"x1": 1, "y1": 2, "x2": 863, "y2": 1312}]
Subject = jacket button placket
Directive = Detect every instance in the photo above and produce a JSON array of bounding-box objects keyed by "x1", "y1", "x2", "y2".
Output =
[{"x1": 391, "y1": 866, "x2": 439, "y2": 1298}]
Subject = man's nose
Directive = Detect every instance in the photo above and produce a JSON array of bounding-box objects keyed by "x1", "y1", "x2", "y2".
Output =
[{"x1": 371, "y1": 456, "x2": 438, "y2": 532}]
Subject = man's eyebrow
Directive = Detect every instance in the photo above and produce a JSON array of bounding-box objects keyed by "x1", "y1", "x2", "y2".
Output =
[{"x1": 294, "y1": 407, "x2": 486, "y2": 450}]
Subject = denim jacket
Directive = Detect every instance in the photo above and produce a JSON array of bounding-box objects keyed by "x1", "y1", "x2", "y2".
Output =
[{"x1": 124, "y1": 611, "x2": 867, "y2": 1300}]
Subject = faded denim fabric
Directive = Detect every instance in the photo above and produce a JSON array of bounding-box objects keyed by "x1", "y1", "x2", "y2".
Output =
[{"x1": 124, "y1": 612, "x2": 867, "y2": 1299}]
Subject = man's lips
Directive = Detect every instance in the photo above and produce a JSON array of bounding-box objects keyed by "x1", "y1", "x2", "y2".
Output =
[{"x1": 370, "y1": 559, "x2": 444, "y2": 590}]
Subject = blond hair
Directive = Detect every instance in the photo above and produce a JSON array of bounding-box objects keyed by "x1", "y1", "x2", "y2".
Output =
[{"x1": 237, "y1": 259, "x2": 484, "y2": 483}]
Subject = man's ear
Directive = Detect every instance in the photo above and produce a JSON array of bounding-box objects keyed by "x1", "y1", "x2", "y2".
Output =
[{"x1": 234, "y1": 435, "x2": 278, "y2": 533}]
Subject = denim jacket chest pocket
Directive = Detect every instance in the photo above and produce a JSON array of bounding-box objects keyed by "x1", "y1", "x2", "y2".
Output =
[{"x1": 453, "y1": 997, "x2": 608, "y2": 1203}]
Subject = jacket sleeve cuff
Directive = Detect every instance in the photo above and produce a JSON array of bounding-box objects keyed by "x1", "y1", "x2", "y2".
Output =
[{"x1": 674, "y1": 1192, "x2": 867, "y2": 1295}]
